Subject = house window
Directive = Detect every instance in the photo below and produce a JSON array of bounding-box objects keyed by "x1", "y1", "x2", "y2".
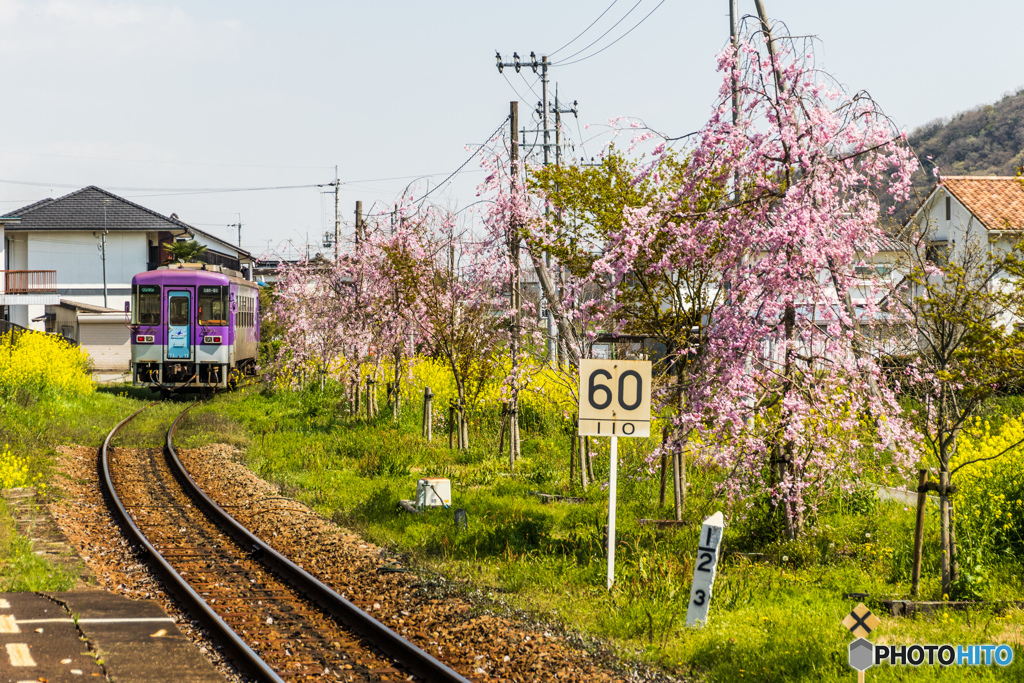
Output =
[{"x1": 946, "y1": 196, "x2": 951, "y2": 221}]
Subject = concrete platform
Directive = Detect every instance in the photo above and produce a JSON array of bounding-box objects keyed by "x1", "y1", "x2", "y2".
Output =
[{"x1": 0, "y1": 592, "x2": 224, "y2": 683}]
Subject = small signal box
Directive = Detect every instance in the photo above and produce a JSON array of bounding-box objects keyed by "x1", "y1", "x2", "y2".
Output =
[{"x1": 416, "y1": 478, "x2": 451, "y2": 510}]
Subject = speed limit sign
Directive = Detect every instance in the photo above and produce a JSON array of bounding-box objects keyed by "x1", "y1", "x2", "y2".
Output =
[
  {"x1": 578, "y1": 359, "x2": 651, "y2": 437},
  {"x1": 578, "y1": 358, "x2": 652, "y2": 590}
]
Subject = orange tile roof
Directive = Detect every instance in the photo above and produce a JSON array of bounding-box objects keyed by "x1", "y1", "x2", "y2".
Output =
[{"x1": 941, "y1": 176, "x2": 1024, "y2": 231}]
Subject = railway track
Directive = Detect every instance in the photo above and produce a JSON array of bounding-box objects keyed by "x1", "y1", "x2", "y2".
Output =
[{"x1": 100, "y1": 401, "x2": 470, "y2": 683}]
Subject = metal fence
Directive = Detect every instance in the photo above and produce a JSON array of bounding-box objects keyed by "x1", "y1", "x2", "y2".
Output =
[
  {"x1": 1, "y1": 270, "x2": 57, "y2": 294},
  {"x1": 0, "y1": 319, "x2": 78, "y2": 346}
]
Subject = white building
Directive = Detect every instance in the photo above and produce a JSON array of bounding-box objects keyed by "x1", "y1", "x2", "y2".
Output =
[
  {"x1": 0, "y1": 186, "x2": 253, "y2": 369},
  {"x1": 908, "y1": 176, "x2": 1024, "y2": 263}
]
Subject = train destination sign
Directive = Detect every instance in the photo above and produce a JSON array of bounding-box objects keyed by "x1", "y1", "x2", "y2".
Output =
[{"x1": 578, "y1": 359, "x2": 652, "y2": 438}]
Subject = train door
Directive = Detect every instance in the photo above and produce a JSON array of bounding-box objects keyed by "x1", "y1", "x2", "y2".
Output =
[{"x1": 166, "y1": 290, "x2": 193, "y2": 360}]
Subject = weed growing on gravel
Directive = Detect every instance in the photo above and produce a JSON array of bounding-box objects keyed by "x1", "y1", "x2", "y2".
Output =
[{"x1": 0, "y1": 500, "x2": 76, "y2": 591}]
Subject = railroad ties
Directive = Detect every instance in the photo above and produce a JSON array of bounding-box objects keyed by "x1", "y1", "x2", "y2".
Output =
[{"x1": 101, "y1": 403, "x2": 467, "y2": 682}]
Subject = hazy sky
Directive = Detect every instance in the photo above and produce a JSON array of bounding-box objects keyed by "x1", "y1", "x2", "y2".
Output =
[{"x1": 1, "y1": 0, "x2": 1021, "y2": 260}]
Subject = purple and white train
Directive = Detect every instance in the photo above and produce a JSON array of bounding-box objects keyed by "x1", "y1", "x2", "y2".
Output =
[{"x1": 130, "y1": 263, "x2": 260, "y2": 392}]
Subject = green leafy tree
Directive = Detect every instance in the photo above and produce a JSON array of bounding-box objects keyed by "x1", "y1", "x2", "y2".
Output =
[
  {"x1": 894, "y1": 222, "x2": 1024, "y2": 598},
  {"x1": 162, "y1": 239, "x2": 208, "y2": 265},
  {"x1": 530, "y1": 149, "x2": 727, "y2": 517}
]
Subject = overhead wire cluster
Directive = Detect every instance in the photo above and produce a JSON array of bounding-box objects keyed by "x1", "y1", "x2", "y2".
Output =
[{"x1": 550, "y1": 0, "x2": 666, "y2": 67}]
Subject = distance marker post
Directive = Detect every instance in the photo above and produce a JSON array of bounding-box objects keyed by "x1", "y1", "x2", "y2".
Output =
[
  {"x1": 686, "y1": 511, "x2": 724, "y2": 627},
  {"x1": 577, "y1": 359, "x2": 651, "y2": 590}
]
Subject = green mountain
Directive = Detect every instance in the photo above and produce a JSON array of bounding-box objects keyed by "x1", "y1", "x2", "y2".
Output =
[
  {"x1": 910, "y1": 88, "x2": 1024, "y2": 177},
  {"x1": 883, "y1": 88, "x2": 1024, "y2": 225}
]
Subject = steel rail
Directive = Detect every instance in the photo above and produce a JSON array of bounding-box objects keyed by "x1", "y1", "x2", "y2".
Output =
[
  {"x1": 165, "y1": 403, "x2": 471, "y2": 683},
  {"x1": 100, "y1": 402, "x2": 286, "y2": 683}
]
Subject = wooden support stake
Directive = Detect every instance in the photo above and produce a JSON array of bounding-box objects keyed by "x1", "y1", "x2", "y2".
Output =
[
  {"x1": 659, "y1": 425, "x2": 669, "y2": 507},
  {"x1": 497, "y1": 402, "x2": 508, "y2": 457},
  {"x1": 366, "y1": 378, "x2": 375, "y2": 419},
  {"x1": 422, "y1": 387, "x2": 433, "y2": 440},
  {"x1": 448, "y1": 402, "x2": 455, "y2": 449},
  {"x1": 569, "y1": 412, "x2": 576, "y2": 490},
  {"x1": 911, "y1": 468, "x2": 928, "y2": 598}
]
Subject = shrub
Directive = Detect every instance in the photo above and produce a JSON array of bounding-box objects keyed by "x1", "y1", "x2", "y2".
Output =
[
  {"x1": 953, "y1": 415, "x2": 1024, "y2": 559},
  {"x1": 0, "y1": 444, "x2": 45, "y2": 491},
  {"x1": 0, "y1": 332, "x2": 93, "y2": 400}
]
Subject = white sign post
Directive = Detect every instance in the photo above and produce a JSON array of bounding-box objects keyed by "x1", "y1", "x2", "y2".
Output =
[
  {"x1": 578, "y1": 359, "x2": 652, "y2": 590},
  {"x1": 686, "y1": 511, "x2": 725, "y2": 627}
]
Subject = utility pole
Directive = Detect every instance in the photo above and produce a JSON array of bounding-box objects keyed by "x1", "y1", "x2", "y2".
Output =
[
  {"x1": 552, "y1": 84, "x2": 578, "y2": 168},
  {"x1": 509, "y1": 100, "x2": 522, "y2": 467},
  {"x1": 334, "y1": 166, "x2": 340, "y2": 259},
  {"x1": 552, "y1": 86, "x2": 577, "y2": 368},
  {"x1": 495, "y1": 50, "x2": 583, "y2": 367},
  {"x1": 495, "y1": 51, "x2": 559, "y2": 363},
  {"x1": 730, "y1": 0, "x2": 741, "y2": 202},
  {"x1": 355, "y1": 200, "x2": 363, "y2": 246},
  {"x1": 101, "y1": 200, "x2": 109, "y2": 308},
  {"x1": 228, "y1": 214, "x2": 242, "y2": 248}
]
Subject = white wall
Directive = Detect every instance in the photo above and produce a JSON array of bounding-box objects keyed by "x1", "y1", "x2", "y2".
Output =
[{"x1": 25, "y1": 230, "x2": 147, "y2": 311}]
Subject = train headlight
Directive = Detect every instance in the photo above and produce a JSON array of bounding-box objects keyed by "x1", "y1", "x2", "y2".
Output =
[
  {"x1": 204, "y1": 335, "x2": 222, "y2": 344},
  {"x1": 135, "y1": 335, "x2": 154, "y2": 343}
]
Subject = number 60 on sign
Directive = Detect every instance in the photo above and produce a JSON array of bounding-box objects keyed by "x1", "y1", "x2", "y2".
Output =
[{"x1": 578, "y1": 359, "x2": 652, "y2": 437}]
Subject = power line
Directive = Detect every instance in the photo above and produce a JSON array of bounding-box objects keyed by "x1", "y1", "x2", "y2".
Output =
[
  {"x1": 556, "y1": 0, "x2": 666, "y2": 67},
  {"x1": 553, "y1": 0, "x2": 645, "y2": 64},
  {"x1": 365, "y1": 116, "x2": 511, "y2": 216},
  {"x1": 548, "y1": 0, "x2": 620, "y2": 57},
  {"x1": 0, "y1": 148, "x2": 334, "y2": 171},
  {"x1": 0, "y1": 169, "x2": 490, "y2": 200},
  {"x1": 502, "y1": 71, "x2": 531, "y2": 102}
]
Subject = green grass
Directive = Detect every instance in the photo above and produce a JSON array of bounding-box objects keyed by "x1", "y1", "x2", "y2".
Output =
[
  {"x1": 4, "y1": 378, "x2": 1024, "y2": 681},
  {"x1": 0, "y1": 385, "x2": 223, "y2": 593},
  {"x1": 0, "y1": 499, "x2": 77, "y2": 591},
  {"x1": 184, "y1": 383, "x2": 1024, "y2": 682}
]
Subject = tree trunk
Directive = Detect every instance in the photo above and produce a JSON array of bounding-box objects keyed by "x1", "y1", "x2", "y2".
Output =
[
  {"x1": 365, "y1": 377, "x2": 375, "y2": 420},
  {"x1": 779, "y1": 301, "x2": 798, "y2": 541},
  {"x1": 585, "y1": 436, "x2": 594, "y2": 482},
  {"x1": 353, "y1": 371, "x2": 361, "y2": 416},
  {"x1": 526, "y1": 248, "x2": 581, "y2": 367},
  {"x1": 391, "y1": 348, "x2": 402, "y2": 421},
  {"x1": 949, "y1": 499, "x2": 959, "y2": 586},
  {"x1": 940, "y1": 470, "x2": 951, "y2": 598},
  {"x1": 569, "y1": 416, "x2": 576, "y2": 491},
  {"x1": 672, "y1": 450, "x2": 683, "y2": 522},
  {"x1": 659, "y1": 441, "x2": 668, "y2": 508},
  {"x1": 498, "y1": 403, "x2": 507, "y2": 458}
]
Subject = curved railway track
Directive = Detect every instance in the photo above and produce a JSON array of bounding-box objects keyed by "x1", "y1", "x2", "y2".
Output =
[{"x1": 100, "y1": 401, "x2": 470, "y2": 683}]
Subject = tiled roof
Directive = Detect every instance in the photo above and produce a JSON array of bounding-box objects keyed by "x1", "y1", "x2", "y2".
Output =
[
  {"x1": 9, "y1": 185, "x2": 192, "y2": 233},
  {"x1": 6, "y1": 186, "x2": 251, "y2": 258},
  {"x1": 941, "y1": 176, "x2": 1024, "y2": 231}
]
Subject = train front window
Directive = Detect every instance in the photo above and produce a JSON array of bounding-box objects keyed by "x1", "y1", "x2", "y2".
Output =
[
  {"x1": 198, "y1": 286, "x2": 227, "y2": 325},
  {"x1": 169, "y1": 296, "x2": 189, "y2": 326},
  {"x1": 134, "y1": 285, "x2": 161, "y2": 325}
]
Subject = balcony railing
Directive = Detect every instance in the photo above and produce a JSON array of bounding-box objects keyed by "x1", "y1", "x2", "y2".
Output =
[{"x1": 1, "y1": 270, "x2": 57, "y2": 294}]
